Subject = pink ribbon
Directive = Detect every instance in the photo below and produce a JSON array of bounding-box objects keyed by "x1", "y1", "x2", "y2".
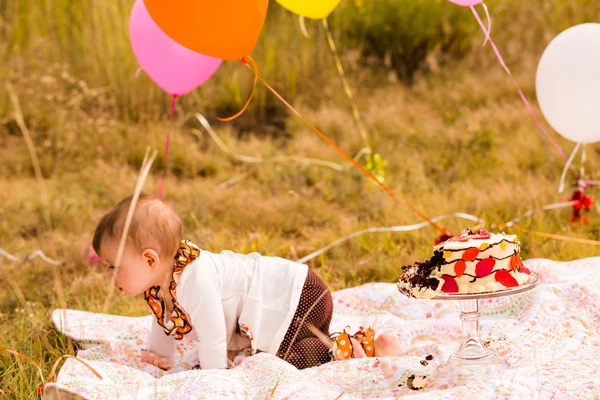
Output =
[
  {"x1": 470, "y1": 5, "x2": 567, "y2": 163},
  {"x1": 580, "y1": 179, "x2": 600, "y2": 188},
  {"x1": 157, "y1": 95, "x2": 178, "y2": 199}
]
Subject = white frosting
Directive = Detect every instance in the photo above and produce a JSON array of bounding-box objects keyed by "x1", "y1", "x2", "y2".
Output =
[
  {"x1": 484, "y1": 281, "x2": 501, "y2": 292},
  {"x1": 470, "y1": 284, "x2": 484, "y2": 293},
  {"x1": 434, "y1": 232, "x2": 518, "y2": 251},
  {"x1": 410, "y1": 376, "x2": 430, "y2": 390},
  {"x1": 514, "y1": 271, "x2": 530, "y2": 286}
]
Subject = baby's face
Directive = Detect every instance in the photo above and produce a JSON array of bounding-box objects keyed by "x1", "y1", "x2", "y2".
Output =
[{"x1": 100, "y1": 244, "x2": 156, "y2": 297}]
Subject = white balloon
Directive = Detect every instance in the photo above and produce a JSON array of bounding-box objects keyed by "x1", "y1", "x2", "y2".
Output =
[{"x1": 536, "y1": 23, "x2": 600, "y2": 144}]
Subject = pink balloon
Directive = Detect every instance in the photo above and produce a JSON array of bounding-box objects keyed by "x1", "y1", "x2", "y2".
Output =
[
  {"x1": 129, "y1": 0, "x2": 222, "y2": 96},
  {"x1": 448, "y1": 0, "x2": 483, "y2": 6}
]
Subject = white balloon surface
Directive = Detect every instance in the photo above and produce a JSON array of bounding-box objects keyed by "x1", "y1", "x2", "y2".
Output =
[{"x1": 536, "y1": 23, "x2": 600, "y2": 144}]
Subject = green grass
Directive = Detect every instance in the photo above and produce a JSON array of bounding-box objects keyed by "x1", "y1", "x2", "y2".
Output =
[{"x1": 1, "y1": 0, "x2": 600, "y2": 397}]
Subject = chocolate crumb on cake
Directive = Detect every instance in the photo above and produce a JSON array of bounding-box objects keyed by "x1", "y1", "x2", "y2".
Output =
[{"x1": 397, "y1": 251, "x2": 444, "y2": 299}]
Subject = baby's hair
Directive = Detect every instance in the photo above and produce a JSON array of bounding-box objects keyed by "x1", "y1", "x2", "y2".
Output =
[{"x1": 92, "y1": 193, "x2": 183, "y2": 260}]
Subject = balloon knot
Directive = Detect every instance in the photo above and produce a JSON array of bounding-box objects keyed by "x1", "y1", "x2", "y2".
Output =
[{"x1": 241, "y1": 56, "x2": 249, "y2": 65}]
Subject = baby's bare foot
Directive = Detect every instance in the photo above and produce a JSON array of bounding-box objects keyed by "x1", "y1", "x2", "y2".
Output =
[
  {"x1": 350, "y1": 338, "x2": 367, "y2": 358},
  {"x1": 374, "y1": 333, "x2": 404, "y2": 357}
]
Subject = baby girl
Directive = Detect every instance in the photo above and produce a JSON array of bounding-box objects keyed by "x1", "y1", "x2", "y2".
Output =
[{"x1": 92, "y1": 193, "x2": 402, "y2": 370}]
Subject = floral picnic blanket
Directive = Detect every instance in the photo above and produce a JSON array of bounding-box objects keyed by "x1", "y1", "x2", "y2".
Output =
[{"x1": 44, "y1": 258, "x2": 600, "y2": 399}]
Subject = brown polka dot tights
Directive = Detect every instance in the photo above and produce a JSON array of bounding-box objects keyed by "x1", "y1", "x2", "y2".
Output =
[{"x1": 276, "y1": 269, "x2": 333, "y2": 370}]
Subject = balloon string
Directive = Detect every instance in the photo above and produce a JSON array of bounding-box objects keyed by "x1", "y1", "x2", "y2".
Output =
[
  {"x1": 217, "y1": 56, "x2": 259, "y2": 122},
  {"x1": 1, "y1": 247, "x2": 62, "y2": 265},
  {"x1": 195, "y1": 113, "x2": 348, "y2": 171},
  {"x1": 240, "y1": 63, "x2": 448, "y2": 236},
  {"x1": 580, "y1": 179, "x2": 600, "y2": 187},
  {"x1": 36, "y1": 354, "x2": 103, "y2": 395},
  {"x1": 0, "y1": 348, "x2": 45, "y2": 394},
  {"x1": 502, "y1": 200, "x2": 578, "y2": 227},
  {"x1": 500, "y1": 224, "x2": 600, "y2": 246},
  {"x1": 580, "y1": 145, "x2": 586, "y2": 183},
  {"x1": 298, "y1": 200, "x2": 599, "y2": 263},
  {"x1": 299, "y1": 15, "x2": 309, "y2": 38},
  {"x1": 157, "y1": 94, "x2": 177, "y2": 199},
  {"x1": 297, "y1": 213, "x2": 483, "y2": 264},
  {"x1": 322, "y1": 18, "x2": 370, "y2": 149},
  {"x1": 481, "y1": 2, "x2": 491, "y2": 47},
  {"x1": 470, "y1": 5, "x2": 568, "y2": 163},
  {"x1": 558, "y1": 143, "x2": 581, "y2": 193}
]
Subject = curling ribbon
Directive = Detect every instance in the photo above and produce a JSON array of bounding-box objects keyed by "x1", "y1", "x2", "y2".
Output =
[
  {"x1": 216, "y1": 55, "x2": 449, "y2": 236},
  {"x1": 470, "y1": 5, "x2": 567, "y2": 163},
  {"x1": 157, "y1": 94, "x2": 178, "y2": 198}
]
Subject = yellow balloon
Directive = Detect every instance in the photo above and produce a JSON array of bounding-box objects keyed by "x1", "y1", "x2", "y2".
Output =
[{"x1": 276, "y1": 0, "x2": 342, "y2": 20}]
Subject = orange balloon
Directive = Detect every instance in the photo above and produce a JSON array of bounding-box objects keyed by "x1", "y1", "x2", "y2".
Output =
[{"x1": 143, "y1": 0, "x2": 269, "y2": 61}]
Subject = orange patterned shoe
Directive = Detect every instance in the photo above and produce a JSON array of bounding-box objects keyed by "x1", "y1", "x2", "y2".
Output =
[
  {"x1": 354, "y1": 327, "x2": 375, "y2": 357},
  {"x1": 330, "y1": 326, "x2": 376, "y2": 360},
  {"x1": 331, "y1": 328, "x2": 354, "y2": 361}
]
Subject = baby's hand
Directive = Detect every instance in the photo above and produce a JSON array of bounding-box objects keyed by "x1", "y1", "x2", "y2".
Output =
[
  {"x1": 141, "y1": 349, "x2": 173, "y2": 370},
  {"x1": 227, "y1": 349, "x2": 239, "y2": 361}
]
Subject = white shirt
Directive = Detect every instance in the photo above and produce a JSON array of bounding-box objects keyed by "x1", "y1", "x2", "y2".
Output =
[{"x1": 148, "y1": 249, "x2": 308, "y2": 369}]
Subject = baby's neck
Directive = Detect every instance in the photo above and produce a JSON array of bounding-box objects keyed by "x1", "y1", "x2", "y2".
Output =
[
  {"x1": 160, "y1": 274, "x2": 174, "y2": 292},
  {"x1": 156, "y1": 264, "x2": 176, "y2": 313},
  {"x1": 155, "y1": 259, "x2": 175, "y2": 292}
]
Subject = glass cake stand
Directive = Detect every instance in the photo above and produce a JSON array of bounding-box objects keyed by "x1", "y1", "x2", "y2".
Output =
[{"x1": 415, "y1": 271, "x2": 539, "y2": 380}]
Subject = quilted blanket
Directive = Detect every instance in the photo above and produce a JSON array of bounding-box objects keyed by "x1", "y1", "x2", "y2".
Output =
[{"x1": 44, "y1": 258, "x2": 600, "y2": 399}]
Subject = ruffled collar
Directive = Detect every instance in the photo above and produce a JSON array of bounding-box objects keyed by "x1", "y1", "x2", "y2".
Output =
[{"x1": 144, "y1": 240, "x2": 200, "y2": 339}]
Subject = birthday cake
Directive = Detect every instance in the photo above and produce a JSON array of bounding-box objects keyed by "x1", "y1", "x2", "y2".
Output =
[{"x1": 398, "y1": 228, "x2": 531, "y2": 299}]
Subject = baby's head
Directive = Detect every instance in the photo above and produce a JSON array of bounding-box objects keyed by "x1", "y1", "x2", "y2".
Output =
[{"x1": 93, "y1": 193, "x2": 183, "y2": 296}]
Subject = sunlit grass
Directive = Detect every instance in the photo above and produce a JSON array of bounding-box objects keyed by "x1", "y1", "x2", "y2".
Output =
[{"x1": 1, "y1": 0, "x2": 600, "y2": 396}]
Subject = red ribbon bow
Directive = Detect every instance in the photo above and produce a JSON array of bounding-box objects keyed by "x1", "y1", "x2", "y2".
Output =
[{"x1": 571, "y1": 190, "x2": 594, "y2": 223}]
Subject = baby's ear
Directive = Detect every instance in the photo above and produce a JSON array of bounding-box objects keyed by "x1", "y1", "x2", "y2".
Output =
[{"x1": 142, "y1": 249, "x2": 160, "y2": 268}]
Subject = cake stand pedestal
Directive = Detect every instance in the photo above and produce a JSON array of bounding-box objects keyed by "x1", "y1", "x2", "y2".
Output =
[{"x1": 423, "y1": 271, "x2": 538, "y2": 380}]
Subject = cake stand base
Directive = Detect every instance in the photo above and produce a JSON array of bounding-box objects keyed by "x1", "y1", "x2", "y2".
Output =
[
  {"x1": 430, "y1": 271, "x2": 539, "y2": 381},
  {"x1": 435, "y1": 299, "x2": 510, "y2": 380}
]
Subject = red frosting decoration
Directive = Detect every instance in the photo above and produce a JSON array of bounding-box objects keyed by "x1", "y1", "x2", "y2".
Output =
[
  {"x1": 495, "y1": 270, "x2": 518, "y2": 287},
  {"x1": 444, "y1": 227, "x2": 491, "y2": 243},
  {"x1": 462, "y1": 248, "x2": 480, "y2": 262},
  {"x1": 509, "y1": 256, "x2": 518, "y2": 272},
  {"x1": 515, "y1": 254, "x2": 525, "y2": 270},
  {"x1": 441, "y1": 275, "x2": 459, "y2": 293},
  {"x1": 475, "y1": 258, "x2": 496, "y2": 278},
  {"x1": 454, "y1": 260, "x2": 466, "y2": 278},
  {"x1": 477, "y1": 227, "x2": 491, "y2": 237}
]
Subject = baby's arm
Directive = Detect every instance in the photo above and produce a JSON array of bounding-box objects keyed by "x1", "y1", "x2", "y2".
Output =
[
  {"x1": 180, "y1": 267, "x2": 228, "y2": 369},
  {"x1": 148, "y1": 317, "x2": 177, "y2": 361},
  {"x1": 142, "y1": 317, "x2": 177, "y2": 370}
]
